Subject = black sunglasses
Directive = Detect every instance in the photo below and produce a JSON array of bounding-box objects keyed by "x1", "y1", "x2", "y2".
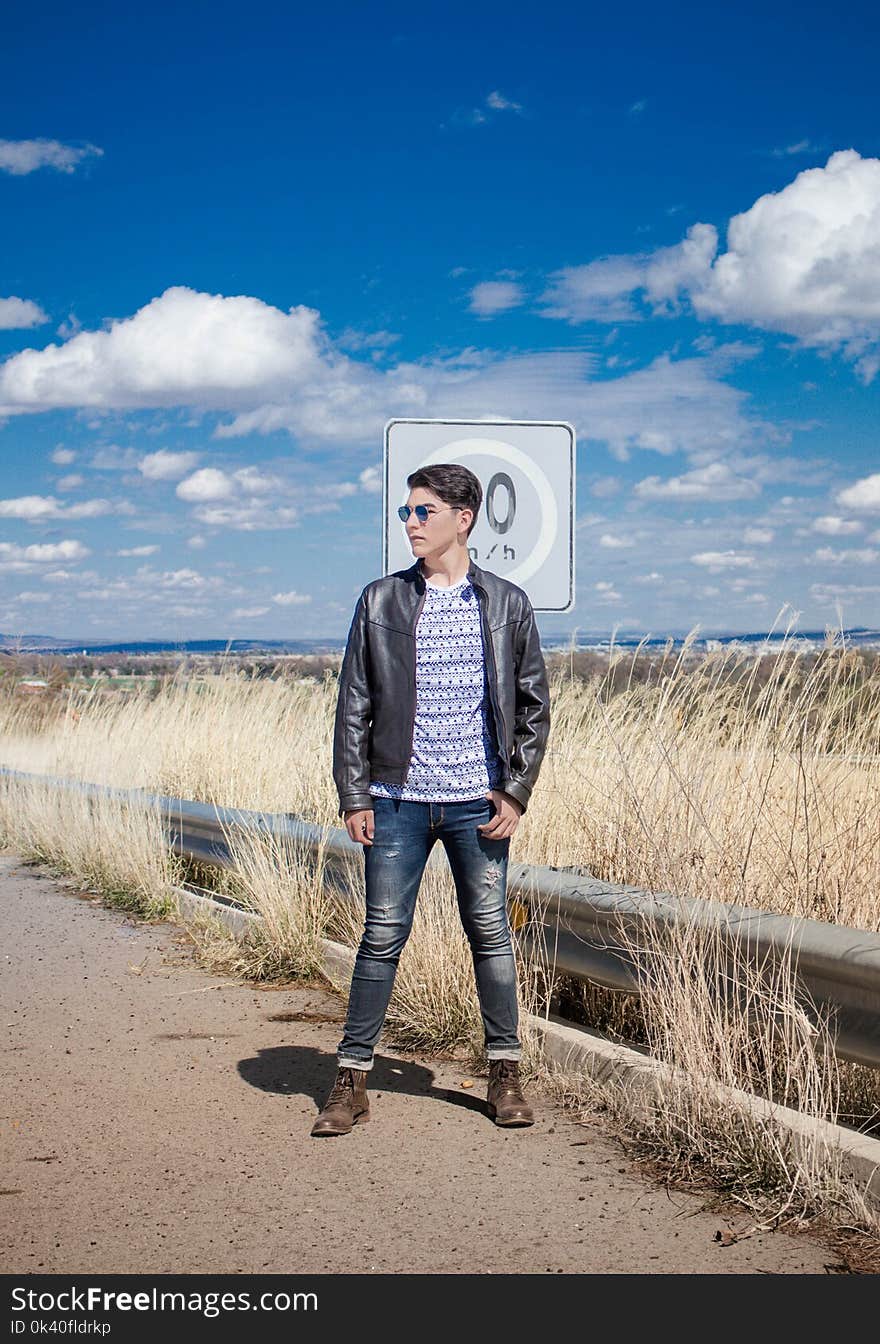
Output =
[{"x1": 397, "y1": 505, "x2": 462, "y2": 524}]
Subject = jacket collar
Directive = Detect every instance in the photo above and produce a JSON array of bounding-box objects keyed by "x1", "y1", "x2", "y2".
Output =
[{"x1": 407, "y1": 555, "x2": 487, "y2": 594}]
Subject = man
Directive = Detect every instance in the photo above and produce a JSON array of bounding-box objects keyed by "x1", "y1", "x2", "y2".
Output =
[{"x1": 312, "y1": 462, "x2": 550, "y2": 1136}]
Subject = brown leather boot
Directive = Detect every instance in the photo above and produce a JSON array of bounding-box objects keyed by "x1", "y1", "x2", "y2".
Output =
[
  {"x1": 486, "y1": 1059, "x2": 534, "y2": 1126},
  {"x1": 310, "y1": 1067, "x2": 370, "y2": 1137}
]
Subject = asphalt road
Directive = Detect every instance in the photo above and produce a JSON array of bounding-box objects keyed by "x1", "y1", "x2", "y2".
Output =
[{"x1": 0, "y1": 853, "x2": 843, "y2": 1275}]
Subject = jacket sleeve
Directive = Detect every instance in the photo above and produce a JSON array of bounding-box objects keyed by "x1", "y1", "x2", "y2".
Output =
[
  {"x1": 332, "y1": 588, "x2": 375, "y2": 817},
  {"x1": 502, "y1": 598, "x2": 551, "y2": 813}
]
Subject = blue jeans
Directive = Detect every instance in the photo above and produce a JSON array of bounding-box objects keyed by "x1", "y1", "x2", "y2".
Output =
[{"x1": 337, "y1": 795, "x2": 522, "y2": 1071}]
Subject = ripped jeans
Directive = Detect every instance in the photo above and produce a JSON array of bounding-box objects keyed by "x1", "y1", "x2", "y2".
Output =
[{"x1": 337, "y1": 794, "x2": 522, "y2": 1071}]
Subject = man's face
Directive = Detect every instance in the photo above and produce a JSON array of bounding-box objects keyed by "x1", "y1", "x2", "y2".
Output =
[{"x1": 404, "y1": 486, "x2": 471, "y2": 559}]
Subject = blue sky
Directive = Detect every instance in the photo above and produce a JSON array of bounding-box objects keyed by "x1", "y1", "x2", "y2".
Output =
[{"x1": 1, "y1": 0, "x2": 879, "y2": 642}]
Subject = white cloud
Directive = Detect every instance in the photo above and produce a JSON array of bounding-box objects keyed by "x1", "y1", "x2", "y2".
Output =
[
  {"x1": 312, "y1": 480, "x2": 358, "y2": 501},
  {"x1": 0, "y1": 494, "x2": 125, "y2": 521},
  {"x1": 812, "y1": 515, "x2": 863, "y2": 535},
  {"x1": 215, "y1": 340, "x2": 763, "y2": 464},
  {"x1": 810, "y1": 580, "x2": 880, "y2": 604},
  {"x1": 233, "y1": 465, "x2": 281, "y2": 494},
  {"x1": 0, "y1": 138, "x2": 103, "y2": 175},
  {"x1": 589, "y1": 477, "x2": 621, "y2": 498},
  {"x1": 468, "y1": 281, "x2": 525, "y2": 317},
  {"x1": 191, "y1": 502, "x2": 300, "y2": 531},
  {"x1": 64, "y1": 565, "x2": 244, "y2": 610},
  {"x1": 12, "y1": 590, "x2": 53, "y2": 605},
  {"x1": 770, "y1": 140, "x2": 816, "y2": 158},
  {"x1": 539, "y1": 151, "x2": 880, "y2": 379},
  {"x1": 187, "y1": 534, "x2": 207, "y2": 549},
  {"x1": 0, "y1": 539, "x2": 91, "y2": 570},
  {"x1": 576, "y1": 512, "x2": 606, "y2": 530},
  {"x1": 0, "y1": 287, "x2": 771, "y2": 463},
  {"x1": 56, "y1": 314, "x2": 82, "y2": 340},
  {"x1": 176, "y1": 468, "x2": 235, "y2": 503},
  {"x1": 139, "y1": 449, "x2": 201, "y2": 480},
  {"x1": 231, "y1": 606, "x2": 269, "y2": 619},
  {"x1": 453, "y1": 91, "x2": 525, "y2": 126},
  {"x1": 336, "y1": 327, "x2": 400, "y2": 353},
  {"x1": 814, "y1": 545, "x2": 878, "y2": 565},
  {"x1": 635, "y1": 461, "x2": 761, "y2": 501},
  {"x1": 693, "y1": 151, "x2": 880, "y2": 378},
  {"x1": 51, "y1": 447, "x2": 76, "y2": 465},
  {"x1": 150, "y1": 567, "x2": 210, "y2": 591},
  {"x1": 691, "y1": 551, "x2": 756, "y2": 571},
  {"x1": 56, "y1": 474, "x2": 84, "y2": 490},
  {"x1": 598, "y1": 533, "x2": 634, "y2": 548},
  {"x1": 541, "y1": 256, "x2": 646, "y2": 323},
  {"x1": 175, "y1": 465, "x2": 286, "y2": 527},
  {"x1": 540, "y1": 225, "x2": 717, "y2": 323},
  {"x1": 117, "y1": 545, "x2": 159, "y2": 557},
  {"x1": 0, "y1": 297, "x2": 48, "y2": 329},
  {"x1": 644, "y1": 225, "x2": 719, "y2": 313},
  {"x1": 41, "y1": 568, "x2": 97, "y2": 583},
  {"x1": 90, "y1": 445, "x2": 141, "y2": 470},
  {"x1": 744, "y1": 526, "x2": 774, "y2": 543},
  {"x1": 0, "y1": 285, "x2": 326, "y2": 413},
  {"x1": 272, "y1": 591, "x2": 312, "y2": 606},
  {"x1": 486, "y1": 91, "x2": 522, "y2": 113},
  {"x1": 359, "y1": 465, "x2": 381, "y2": 495},
  {"x1": 836, "y1": 473, "x2": 880, "y2": 512}
]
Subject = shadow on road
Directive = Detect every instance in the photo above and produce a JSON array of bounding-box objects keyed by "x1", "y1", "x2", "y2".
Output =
[{"x1": 238, "y1": 1045, "x2": 487, "y2": 1117}]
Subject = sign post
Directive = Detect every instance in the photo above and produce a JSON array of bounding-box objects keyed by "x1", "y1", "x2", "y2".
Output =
[{"x1": 384, "y1": 418, "x2": 575, "y2": 612}]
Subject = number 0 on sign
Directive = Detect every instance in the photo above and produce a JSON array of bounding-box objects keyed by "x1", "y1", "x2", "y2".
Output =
[{"x1": 383, "y1": 418, "x2": 575, "y2": 613}]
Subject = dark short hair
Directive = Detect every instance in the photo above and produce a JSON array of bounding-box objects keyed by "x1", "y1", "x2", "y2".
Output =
[{"x1": 406, "y1": 462, "x2": 482, "y2": 538}]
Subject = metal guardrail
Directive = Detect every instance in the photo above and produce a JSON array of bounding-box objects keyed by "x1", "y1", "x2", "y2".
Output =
[{"x1": 3, "y1": 765, "x2": 879, "y2": 1070}]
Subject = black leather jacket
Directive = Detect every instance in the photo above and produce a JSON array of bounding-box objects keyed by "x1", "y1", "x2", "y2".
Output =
[{"x1": 333, "y1": 556, "x2": 551, "y2": 817}]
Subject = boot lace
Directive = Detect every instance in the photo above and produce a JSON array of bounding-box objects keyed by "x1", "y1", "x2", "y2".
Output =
[
  {"x1": 492, "y1": 1060, "x2": 524, "y2": 1098},
  {"x1": 326, "y1": 1068, "x2": 355, "y2": 1105}
]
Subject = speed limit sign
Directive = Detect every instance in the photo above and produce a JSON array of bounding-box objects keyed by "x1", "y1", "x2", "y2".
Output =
[{"x1": 384, "y1": 418, "x2": 575, "y2": 612}]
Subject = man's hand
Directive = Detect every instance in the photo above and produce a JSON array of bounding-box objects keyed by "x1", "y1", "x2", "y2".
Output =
[
  {"x1": 478, "y1": 789, "x2": 523, "y2": 840},
  {"x1": 343, "y1": 807, "x2": 374, "y2": 846}
]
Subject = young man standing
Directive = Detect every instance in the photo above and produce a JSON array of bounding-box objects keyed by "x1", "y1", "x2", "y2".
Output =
[{"x1": 313, "y1": 462, "x2": 550, "y2": 1136}]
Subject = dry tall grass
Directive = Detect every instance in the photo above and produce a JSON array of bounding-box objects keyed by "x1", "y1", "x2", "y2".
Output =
[
  {"x1": 0, "y1": 770, "x2": 182, "y2": 919},
  {"x1": 535, "y1": 905, "x2": 880, "y2": 1240},
  {"x1": 2, "y1": 634, "x2": 876, "y2": 930},
  {"x1": 8, "y1": 639, "x2": 875, "y2": 1011},
  {"x1": 181, "y1": 817, "x2": 341, "y2": 984}
]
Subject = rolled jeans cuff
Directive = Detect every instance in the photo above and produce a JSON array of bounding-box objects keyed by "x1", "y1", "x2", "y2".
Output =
[
  {"x1": 486, "y1": 1047, "x2": 522, "y2": 1061},
  {"x1": 338, "y1": 1055, "x2": 373, "y2": 1072}
]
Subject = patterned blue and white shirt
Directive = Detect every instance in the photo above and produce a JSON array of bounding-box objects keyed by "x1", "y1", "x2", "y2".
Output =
[{"x1": 369, "y1": 573, "x2": 504, "y2": 803}]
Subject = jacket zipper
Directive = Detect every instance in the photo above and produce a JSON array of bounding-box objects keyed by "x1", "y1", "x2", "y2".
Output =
[
  {"x1": 403, "y1": 583, "x2": 428, "y2": 785},
  {"x1": 472, "y1": 580, "x2": 510, "y2": 770}
]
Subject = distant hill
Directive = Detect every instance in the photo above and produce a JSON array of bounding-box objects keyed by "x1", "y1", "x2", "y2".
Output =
[
  {"x1": 0, "y1": 635, "x2": 343, "y2": 655},
  {"x1": 540, "y1": 626, "x2": 880, "y2": 651},
  {"x1": 2, "y1": 627, "x2": 879, "y2": 656}
]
